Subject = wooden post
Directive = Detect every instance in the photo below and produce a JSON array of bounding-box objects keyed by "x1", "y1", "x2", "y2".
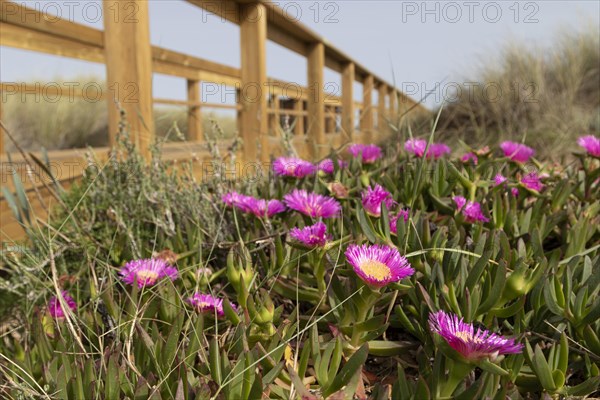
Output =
[
  {"x1": 389, "y1": 89, "x2": 397, "y2": 125},
  {"x1": 361, "y1": 74, "x2": 374, "y2": 142},
  {"x1": 240, "y1": 2, "x2": 268, "y2": 163},
  {"x1": 307, "y1": 42, "x2": 325, "y2": 158},
  {"x1": 341, "y1": 62, "x2": 355, "y2": 140},
  {"x1": 294, "y1": 99, "x2": 304, "y2": 136},
  {"x1": 325, "y1": 106, "x2": 335, "y2": 134},
  {"x1": 0, "y1": 98, "x2": 4, "y2": 154},
  {"x1": 270, "y1": 95, "x2": 280, "y2": 136},
  {"x1": 378, "y1": 83, "x2": 388, "y2": 134},
  {"x1": 187, "y1": 79, "x2": 202, "y2": 141},
  {"x1": 103, "y1": 0, "x2": 154, "y2": 159}
]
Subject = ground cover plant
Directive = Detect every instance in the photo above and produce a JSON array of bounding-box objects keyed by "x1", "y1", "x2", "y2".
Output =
[{"x1": 0, "y1": 126, "x2": 599, "y2": 399}]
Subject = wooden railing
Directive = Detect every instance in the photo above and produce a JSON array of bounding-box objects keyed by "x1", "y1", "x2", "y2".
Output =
[{"x1": 0, "y1": 0, "x2": 427, "y2": 241}]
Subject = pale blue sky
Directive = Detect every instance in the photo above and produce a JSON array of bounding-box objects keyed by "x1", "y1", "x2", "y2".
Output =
[{"x1": 1, "y1": 1, "x2": 599, "y2": 108}]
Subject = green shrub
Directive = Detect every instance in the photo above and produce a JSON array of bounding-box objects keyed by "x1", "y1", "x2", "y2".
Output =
[{"x1": 0, "y1": 124, "x2": 599, "y2": 399}]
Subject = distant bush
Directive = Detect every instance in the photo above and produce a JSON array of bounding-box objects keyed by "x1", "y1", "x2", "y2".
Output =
[{"x1": 433, "y1": 28, "x2": 600, "y2": 159}]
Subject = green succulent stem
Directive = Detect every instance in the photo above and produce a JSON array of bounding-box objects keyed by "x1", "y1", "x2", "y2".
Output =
[
  {"x1": 350, "y1": 286, "x2": 378, "y2": 348},
  {"x1": 440, "y1": 360, "x2": 473, "y2": 398}
]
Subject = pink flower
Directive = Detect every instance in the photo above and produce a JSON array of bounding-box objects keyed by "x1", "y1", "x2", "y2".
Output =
[
  {"x1": 520, "y1": 172, "x2": 544, "y2": 192},
  {"x1": 453, "y1": 196, "x2": 489, "y2": 223},
  {"x1": 511, "y1": 188, "x2": 519, "y2": 197},
  {"x1": 47, "y1": 291, "x2": 77, "y2": 319},
  {"x1": 428, "y1": 143, "x2": 451, "y2": 159},
  {"x1": 404, "y1": 139, "x2": 450, "y2": 159},
  {"x1": 317, "y1": 159, "x2": 345, "y2": 174},
  {"x1": 289, "y1": 221, "x2": 330, "y2": 248},
  {"x1": 493, "y1": 174, "x2": 507, "y2": 187},
  {"x1": 404, "y1": 139, "x2": 427, "y2": 157},
  {"x1": 578, "y1": 135, "x2": 600, "y2": 157},
  {"x1": 119, "y1": 258, "x2": 178, "y2": 288},
  {"x1": 361, "y1": 184, "x2": 395, "y2": 217},
  {"x1": 222, "y1": 192, "x2": 286, "y2": 218},
  {"x1": 317, "y1": 159, "x2": 335, "y2": 174},
  {"x1": 188, "y1": 293, "x2": 237, "y2": 317},
  {"x1": 222, "y1": 191, "x2": 247, "y2": 208},
  {"x1": 284, "y1": 189, "x2": 342, "y2": 218},
  {"x1": 500, "y1": 141, "x2": 535, "y2": 163},
  {"x1": 246, "y1": 198, "x2": 287, "y2": 218},
  {"x1": 345, "y1": 244, "x2": 414, "y2": 288},
  {"x1": 389, "y1": 209, "x2": 410, "y2": 235},
  {"x1": 461, "y1": 152, "x2": 478, "y2": 165},
  {"x1": 348, "y1": 144, "x2": 382, "y2": 164},
  {"x1": 429, "y1": 310, "x2": 523, "y2": 362},
  {"x1": 273, "y1": 157, "x2": 316, "y2": 178}
]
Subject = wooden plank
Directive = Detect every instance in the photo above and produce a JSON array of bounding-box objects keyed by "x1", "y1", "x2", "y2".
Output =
[
  {"x1": 0, "y1": 96, "x2": 4, "y2": 154},
  {"x1": 0, "y1": 22, "x2": 105, "y2": 62},
  {"x1": 361, "y1": 74, "x2": 374, "y2": 142},
  {"x1": 341, "y1": 62, "x2": 355, "y2": 140},
  {"x1": 267, "y1": 23, "x2": 308, "y2": 56},
  {"x1": 306, "y1": 42, "x2": 325, "y2": 158},
  {"x1": 390, "y1": 89, "x2": 398, "y2": 123},
  {"x1": 378, "y1": 83, "x2": 388, "y2": 134},
  {"x1": 294, "y1": 100, "x2": 304, "y2": 136},
  {"x1": 270, "y1": 95, "x2": 280, "y2": 136},
  {"x1": 239, "y1": 2, "x2": 269, "y2": 162},
  {"x1": 187, "y1": 79, "x2": 203, "y2": 141},
  {"x1": 152, "y1": 47, "x2": 240, "y2": 80},
  {"x1": 103, "y1": 0, "x2": 154, "y2": 159},
  {"x1": 0, "y1": 0, "x2": 104, "y2": 47},
  {"x1": 268, "y1": 108, "x2": 307, "y2": 117},
  {"x1": 325, "y1": 106, "x2": 335, "y2": 134}
]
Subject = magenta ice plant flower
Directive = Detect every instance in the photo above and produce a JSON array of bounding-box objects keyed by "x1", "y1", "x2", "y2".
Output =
[
  {"x1": 428, "y1": 143, "x2": 451, "y2": 159},
  {"x1": 389, "y1": 209, "x2": 410, "y2": 234},
  {"x1": 500, "y1": 141, "x2": 535, "y2": 163},
  {"x1": 520, "y1": 172, "x2": 544, "y2": 192},
  {"x1": 453, "y1": 196, "x2": 489, "y2": 223},
  {"x1": 429, "y1": 310, "x2": 523, "y2": 362},
  {"x1": 284, "y1": 189, "x2": 341, "y2": 218},
  {"x1": 493, "y1": 174, "x2": 507, "y2": 187},
  {"x1": 317, "y1": 159, "x2": 347, "y2": 174},
  {"x1": 289, "y1": 221, "x2": 330, "y2": 248},
  {"x1": 460, "y1": 152, "x2": 478, "y2": 165},
  {"x1": 404, "y1": 139, "x2": 450, "y2": 159},
  {"x1": 223, "y1": 192, "x2": 285, "y2": 218},
  {"x1": 348, "y1": 144, "x2": 382, "y2": 164},
  {"x1": 188, "y1": 293, "x2": 236, "y2": 317},
  {"x1": 361, "y1": 184, "x2": 395, "y2": 217},
  {"x1": 119, "y1": 258, "x2": 178, "y2": 288},
  {"x1": 47, "y1": 291, "x2": 77, "y2": 319},
  {"x1": 273, "y1": 157, "x2": 316, "y2": 178},
  {"x1": 222, "y1": 191, "x2": 247, "y2": 209},
  {"x1": 404, "y1": 138, "x2": 427, "y2": 157},
  {"x1": 577, "y1": 135, "x2": 600, "y2": 157},
  {"x1": 244, "y1": 198, "x2": 286, "y2": 218},
  {"x1": 345, "y1": 244, "x2": 414, "y2": 288}
]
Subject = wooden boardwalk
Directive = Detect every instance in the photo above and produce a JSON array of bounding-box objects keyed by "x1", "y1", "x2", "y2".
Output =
[{"x1": 0, "y1": 0, "x2": 427, "y2": 241}]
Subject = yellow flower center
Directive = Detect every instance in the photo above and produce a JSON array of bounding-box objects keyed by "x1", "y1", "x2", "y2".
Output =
[
  {"x1": 197, "y1": 302, "x2": 211, "y2": 309},
  {"x1": 360, "y1": 260, "x2": 391, "y2": 281},
  {"x1": 137, "y1": 270, "x2": 159, "y2": 283},
  {"x1": 455, "y1": 330, "x2": 482, "y2": 343}
]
